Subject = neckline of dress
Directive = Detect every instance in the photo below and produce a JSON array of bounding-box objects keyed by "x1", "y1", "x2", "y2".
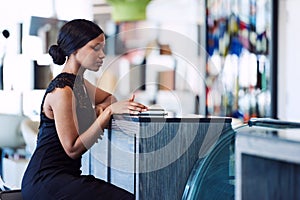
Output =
[{"x1": 60, "y1": 72, "x2": 77, "y2": 77}]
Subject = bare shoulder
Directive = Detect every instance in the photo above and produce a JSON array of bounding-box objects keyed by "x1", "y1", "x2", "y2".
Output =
[{"x1": 43, "y1": 87, "x2": 74, "y2": 119}]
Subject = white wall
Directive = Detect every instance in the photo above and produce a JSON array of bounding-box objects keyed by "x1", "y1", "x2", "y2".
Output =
[
  {"x1": 278, "y1": 0, "x2": 300, "y2": 121},
  {"x1": 0, "y1": 0, "x2": 92, "y2": 56},
  {"x1": 0, "y1": 0, "x2": 92, "y2": 91},
  {"x1": 1, "y1": 0, "x2": 300, "y2": 119}
]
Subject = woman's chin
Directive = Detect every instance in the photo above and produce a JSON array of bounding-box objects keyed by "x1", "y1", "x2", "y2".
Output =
[{"x1": 90, "y1": 65, "x2": 101, "y2": 72}]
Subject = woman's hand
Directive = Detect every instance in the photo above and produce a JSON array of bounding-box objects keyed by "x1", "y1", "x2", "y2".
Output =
[
  {"x1": 109, "y1": 94, "x2": 148, "y2": 115},
  {"x1": 95, "y1": 94, "x2": 148, "y2": 134},
  {"x1": 95, "y1": 104, "x2": 105, "y2": 117}
]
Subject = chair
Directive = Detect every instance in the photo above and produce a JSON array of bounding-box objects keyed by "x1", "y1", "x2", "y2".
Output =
[
  {"x1": 0, "y1": 114, "x2": 26, "y2": 149},
  {"x1": 0, "y1": 114, "x2": 27, "y2": 200},
  {"x1": 0, "y1": 190, "x2": 22, "y2": 200},
  {"x1": 20, "y1": 118, "x2": 39, "y2": 155},
  {"x1": 0, "y1": 176, "x2": 22, "y2": 200},
  {"x1": 0, "y1": 118, "x2": 38, "y2": 189},
  {"x1": 0, "y1": 114, "x2": 26, "y2": 179}
]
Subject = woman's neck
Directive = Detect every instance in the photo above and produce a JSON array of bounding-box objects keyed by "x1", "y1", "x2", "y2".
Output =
[{"x1": 62, "y1": 58, "x2": 85, "y2": 76}]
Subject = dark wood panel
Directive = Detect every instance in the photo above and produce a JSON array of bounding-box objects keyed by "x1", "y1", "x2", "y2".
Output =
[{"x1": 242, "y1": 154, "x2": 300, "y2": 200}]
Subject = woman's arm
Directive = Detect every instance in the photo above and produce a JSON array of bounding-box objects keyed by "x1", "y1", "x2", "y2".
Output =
[
  {"x1": 47, "y1": 86, "x2": 148, "y2": 160},
  {"x1": 47, "y1": 87, "x2": 102, "y2": 159},
  {"x1": 84, "y1": 79, "x2": 117, "y2": 115}
]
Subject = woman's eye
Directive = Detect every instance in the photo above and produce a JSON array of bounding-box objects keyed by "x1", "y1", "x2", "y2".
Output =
[
  {"x1": 93, "y1": 44, "x2": 104, "y2": 51},
  {"x1": 94, "y1": 45, "x2": 100, "y2": 51}
]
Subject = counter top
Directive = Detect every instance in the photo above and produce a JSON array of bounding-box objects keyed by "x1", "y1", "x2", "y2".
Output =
[
  {"x1": 236, "y1": 127, "x2": 300, "y2": 149},
  {"x1": 236, "y1": 117, "x2": 300, "y2": 143},
  {"x1": 112, "y1": 114, "x2": 232, "y2": 123}
]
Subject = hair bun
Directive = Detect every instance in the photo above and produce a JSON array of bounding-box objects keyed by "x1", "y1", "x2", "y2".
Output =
[{"x1": 48, "y1": 44, "x2": 66, "y2": 65}]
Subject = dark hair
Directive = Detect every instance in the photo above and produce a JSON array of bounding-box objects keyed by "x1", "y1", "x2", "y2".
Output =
[{"x1": 49, "y1": 19, "x2": 104, "y2": 65}]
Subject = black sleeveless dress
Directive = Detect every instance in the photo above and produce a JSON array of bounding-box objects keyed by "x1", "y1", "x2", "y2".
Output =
[{"x1": 21, "y1": 73, "x2": 134, "y2": 200}]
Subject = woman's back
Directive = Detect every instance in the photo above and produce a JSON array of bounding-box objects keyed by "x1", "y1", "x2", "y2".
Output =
[{"x1": 21, "y1": 73, "x2": 96, "y2": 199}]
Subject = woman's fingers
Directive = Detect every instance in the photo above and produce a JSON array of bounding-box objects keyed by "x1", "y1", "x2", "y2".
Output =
[
  {"x1": 127, "y1": 101, "x2": 148, "y2": 112},
  {"x1": 127, "y1": 105, "x2": 144, "y2": 112},
  {"x1": 109, "y1": 97, "x2": 148, "y2": 114},
  {"x1": 95, "y1": 106, "x2": 104, "y2": 116},
  {"x1": 129, "y1": 94, "x2": 135, "y2": 102}
]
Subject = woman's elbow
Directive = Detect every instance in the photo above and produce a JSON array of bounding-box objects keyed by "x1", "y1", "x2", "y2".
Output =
[
  {"x1": 111, "y1": 95, "x2": 117, "y2": 103},
  {"x1": 64, "y1": 146, "x2": 85, "y2": 160},
  {"x1": 66, "y1": 152, "x2": 80, "y2": 160}
]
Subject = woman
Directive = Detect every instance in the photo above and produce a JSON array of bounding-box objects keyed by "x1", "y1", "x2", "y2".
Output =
[{"x1": 21, "y1": 19, "x2": 148, "y2": 200}]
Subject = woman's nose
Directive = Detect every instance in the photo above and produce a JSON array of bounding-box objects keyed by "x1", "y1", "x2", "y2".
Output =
[{"x1": 99, "y1": 51, "x2": 105, "y2": 59}]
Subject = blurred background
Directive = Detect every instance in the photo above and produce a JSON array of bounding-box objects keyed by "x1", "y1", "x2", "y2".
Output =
[{"x1": 0, "y1": 0, "x2": 299, "y2": 188}]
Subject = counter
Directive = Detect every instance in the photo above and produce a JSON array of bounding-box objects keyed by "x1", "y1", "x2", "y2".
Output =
[
  {"x1": 87, "y1": 114, "x2": 232, "y2": 200},
  {"x1": 235, "y1": 119, "x2": 300, "y2": 200}
]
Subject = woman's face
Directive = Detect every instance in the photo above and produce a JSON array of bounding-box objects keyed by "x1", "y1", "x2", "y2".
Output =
[{"x1": 75, "y1": 33, "x2": 106, "y2": 71}]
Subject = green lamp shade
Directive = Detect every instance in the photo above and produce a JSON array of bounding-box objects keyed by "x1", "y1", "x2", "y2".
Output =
[{"x1": 107, "y1": 0, "x2": 151, "y2": 22}]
